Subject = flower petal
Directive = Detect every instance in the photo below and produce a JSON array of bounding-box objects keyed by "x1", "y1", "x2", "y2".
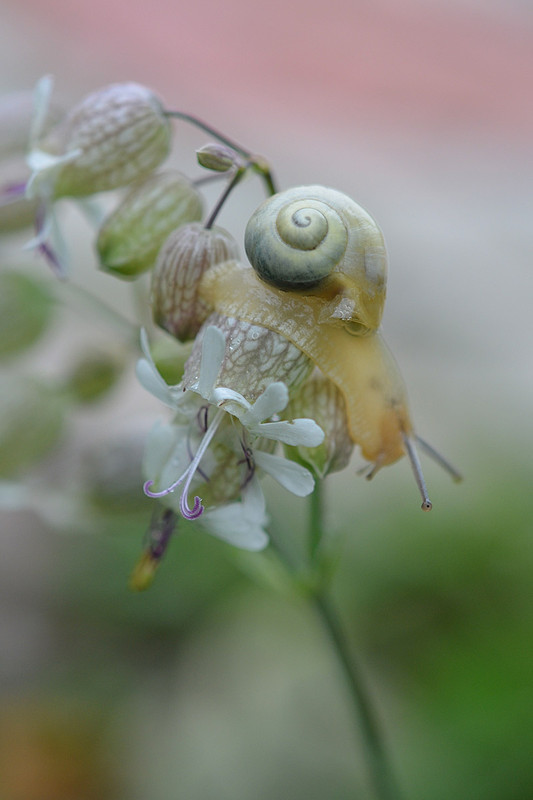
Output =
[
  {"x1": 254, "y1": 450, "x2": 315, "y2": 496},
  {"x1": 136, "y1": 329, "x2": 177, "y2": 407},
  {"x1": 241, "y1": 382, "x2": 288, "y2": 425},
  {"x1": 211, "y1": 385, "x2": 250, "y2": 411},
  {"x1": 254, "y1": 418, "x2": 325, "y2": 446},
  {"x1": 196, "y1": 325, "x2": 225, "y2": 399},
  {"x1": 201, "y1": 478, "x2": 269, "y2": 550},
  {"x1": 29, "y1": 75, "x2": 54, "y2": 146}
]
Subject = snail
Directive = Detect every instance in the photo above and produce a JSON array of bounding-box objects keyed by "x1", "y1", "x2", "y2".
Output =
[
  {"x1": 199, "y1": 185, "x2": 461, "y2": 508},
  {"x1": 244, "y1": 185, "x2": 387, "y2": 333}
]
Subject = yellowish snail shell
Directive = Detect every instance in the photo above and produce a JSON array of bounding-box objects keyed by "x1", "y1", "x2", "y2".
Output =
[
  {"x1": 244, "y1": 185, "x2": 388, "y2": 332},
  {"x1": 199, "y1": 185, "x2": 414, "y2": 469}
]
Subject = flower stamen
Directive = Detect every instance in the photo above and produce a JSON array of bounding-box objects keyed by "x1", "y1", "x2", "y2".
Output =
[{"x1": 144, "y1": 409, "x2": 225, "y2": 518}]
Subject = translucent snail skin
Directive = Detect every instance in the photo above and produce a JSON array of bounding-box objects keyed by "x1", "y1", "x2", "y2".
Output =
[{"x1": 200, "y1": 185, "x2": 461, "y2": 509}]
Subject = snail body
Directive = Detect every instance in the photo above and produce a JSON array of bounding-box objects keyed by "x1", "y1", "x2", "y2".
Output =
[
  {"x1": 198, "y1": 185, "x2": 420, "y2": 470},
  {"x1": 199, "y1": 259, "x2": 411, "y2": 466}
]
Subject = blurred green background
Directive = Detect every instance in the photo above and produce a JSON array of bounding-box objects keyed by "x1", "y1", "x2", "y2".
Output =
[{"x1": 1, "y1": 0, "x2": 532, "y2": 798}]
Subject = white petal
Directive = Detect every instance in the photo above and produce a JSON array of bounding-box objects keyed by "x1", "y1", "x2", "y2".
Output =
[
  {"x1": 196, "y1": 326, "x2": 225, "y2": 399},
  {"x1": 200, "y1": 477, "x2": 269, "y2": 551},
  {"x1": 26, "y1": 147, "x2": 81, "y2": 199},
  {"x1": 211, "y1": 385, "x2": 250, "y2": 413},
  {"x1": 253, "y1": 418, "x2": 325, "y2": 446},
  {"x1": 241, "y1": 382, "x2": 288, "y2": 425},
  {"x1": 30, "y1": 75, "x2": 54, "y2": 145},
  {"x1": 254, "y1": 450, "x2": 315, "y2": 496},
  {"x1": 201, "y1": 507, "x2": 269, "y2": 550},
  {"x1": 136, "y1": 358, "x2": 176, "y2": 407},
  {"x1": 136, "y1": 329, "x2": 179, "y2": 407}
]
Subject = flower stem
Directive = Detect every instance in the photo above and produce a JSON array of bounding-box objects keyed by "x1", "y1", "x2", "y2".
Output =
[
  {"x1": 308, "y1": 480, "x2": 324, "y2": 560},
  {"x1": 204, "y1": 167, "x2": 246, "y2": 229},
  {"x1": 308, "y1": 485, "x2": 402, "y2": 800},
  {"x1": 312, "y1": 595, "x2": 402, "y2": 800},
  {"x1": 164, "y1": 109, "x2": 278, "y2": 196}
]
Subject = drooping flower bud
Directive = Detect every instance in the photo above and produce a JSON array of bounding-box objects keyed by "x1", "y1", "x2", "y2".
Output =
[
  {"x1": 96, "y1": 171, "x2": 203, "y2": 278},
  {"x1": 29, "y1": 82, "x2": 172, "y2": 200},
  {"x1": 196, "y1": 142, "x2": 239, "y2": 172},
  {"x1": 283, "y1": 370, "x2": 354, "y2": 478},
  {"x1": 151, "y1": 222, "x2": 239, "y2": 341}
]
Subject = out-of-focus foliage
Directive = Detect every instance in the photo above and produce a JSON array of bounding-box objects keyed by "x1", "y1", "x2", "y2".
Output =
[
  {"x1": 0, "y1": 376, "x2": 66, "y2": 478},
  {"x1": 0, "y1": 271, "x2": 54, "y2": 359}
]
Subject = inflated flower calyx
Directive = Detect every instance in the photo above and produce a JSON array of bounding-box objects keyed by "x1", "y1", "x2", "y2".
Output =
[
  {"x1": 151, "y1": 223, "x2": 239, "y2": 341},
  {"x1": 282, "y1": 371, "x2": 354, "y2": 479},
  {"x1": 37, "y1": 83, "x2": 172, "y2": 198},
  {"x1": 96, "y1": 171, "x2": 203, "y2": 278},
  {"x1": 244, "y1": 185, "x2": 387, "y2": 332}
]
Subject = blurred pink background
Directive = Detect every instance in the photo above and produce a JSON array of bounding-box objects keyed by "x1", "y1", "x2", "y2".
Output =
[{"x1": 1, "y1": 2, "x2": 532, "y2": 797}]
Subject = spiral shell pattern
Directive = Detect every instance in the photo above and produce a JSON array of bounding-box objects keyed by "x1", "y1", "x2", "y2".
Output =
[
  {"x1": 244, "y1": 185, "x2": 388, "y2": 330},
  {"x1": 245, "y1": 190, "x2": 348, "y2": 288}
]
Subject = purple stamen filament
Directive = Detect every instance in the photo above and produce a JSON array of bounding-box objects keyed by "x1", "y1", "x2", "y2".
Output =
[
  {"x1": 238, "y1": 439, "x2": 256, "y2": 490},
  {"x1": 144, "y1": 408, "x2": 225, "y2": 519}
]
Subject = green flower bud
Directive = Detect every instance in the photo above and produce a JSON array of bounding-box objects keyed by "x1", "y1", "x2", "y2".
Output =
[
  {"x1": 96, "y1": 171, "x2": 203, "y2": 278},
  {"x1": 37, "y1": 82, "x2": 172, "y2": 198},
  {"x1": 283, "y1": 371, "x2": 354, "y2": 478},
  {"x1": 196, "y1": 142, "x2": 238, "y2": 172},
  {"x1": 151, "y1": 222, "x2": 239, "y2": 341}
]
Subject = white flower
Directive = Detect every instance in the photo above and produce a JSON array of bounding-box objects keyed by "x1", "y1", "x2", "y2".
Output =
[{"x1": 136, "y1": 325, "x2": 325, "y2": 549}]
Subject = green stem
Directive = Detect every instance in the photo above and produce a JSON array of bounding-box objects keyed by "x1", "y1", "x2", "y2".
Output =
[
  {"x1": 204, "y1": 167, "x2": 246, "y2": 229},
  {"x1": 308, "y1": 481, "x2": 324, "y2": 561},
  {"x1": 308, "y1": 485, "x2": 402, "y2": 800},
  {"x1": 164, "y1": 110, "x2": 251, "y2": 158},
  {"x1": 313, "y1": 595, "x2": 402, "y2": 800},
  {"x1": 53, "y1": 281, "x2": 138, "y2": 344},
  {"x1": 164, "y1": 109, "x2": 278, "y2": 197}
]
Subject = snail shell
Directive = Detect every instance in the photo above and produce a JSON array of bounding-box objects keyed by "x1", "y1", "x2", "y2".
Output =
[{"x1": 244, "y1": 185, "x2": 388, "y2": 331}]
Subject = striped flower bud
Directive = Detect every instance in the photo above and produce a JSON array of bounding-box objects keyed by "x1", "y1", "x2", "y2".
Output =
[
  {"x1": 30, "y1": 82, "x2": 172, "y2": 200},
  {"x1": 283, "y1": 371, "x2": 354, "y2": 478},
  {"x1": 96, "y1": 171, "x2": 203, "y2": 278},
  {"x1": 151, "y1": 223, "x2": 239, "y2": 341},
  {"x1": 196, "y1": 142, "x2": 239, "y2": 172}
]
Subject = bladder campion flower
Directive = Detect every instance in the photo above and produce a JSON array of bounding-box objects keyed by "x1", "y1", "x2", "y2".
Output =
[
  {"x1": 137, "y1": 326, "x2": 324, "y2": 549},
  {"x1": 25, "y1": 77, "x2": 172, "y2": 275}
]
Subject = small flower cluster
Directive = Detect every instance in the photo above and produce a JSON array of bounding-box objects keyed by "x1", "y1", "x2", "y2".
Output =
[{"x1": 0, "y1": 78, "x2": 460, "y2": 584}]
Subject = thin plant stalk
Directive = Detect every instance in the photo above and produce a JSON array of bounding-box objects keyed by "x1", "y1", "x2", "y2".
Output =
[
  {"x1": 164, "y1": 110, "x2": 278, "y2": 196},
  {"x1": 205, "y1": 167, "x2": 246, "y2": 229},
  {"x1": 308, "y1": 483, "x2": 403, "y2": 800}
]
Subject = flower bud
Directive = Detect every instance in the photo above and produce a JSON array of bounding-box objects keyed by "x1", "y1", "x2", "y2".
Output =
[
  {"x1": 37, "y1": 82, "x2": 172, "y2": 198},
  {"x1": 96, "y1": 171, "x2": 203, "y2": 278},
  {"x1": 151, "y1": 222, "x2": 239, "y2": 341},
  {"x1": 283, "y1": 371, "x2": 354, "y2": 478},
  {"x1": 196, "y1": 142, "x2": 239, "y2": 172}
]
